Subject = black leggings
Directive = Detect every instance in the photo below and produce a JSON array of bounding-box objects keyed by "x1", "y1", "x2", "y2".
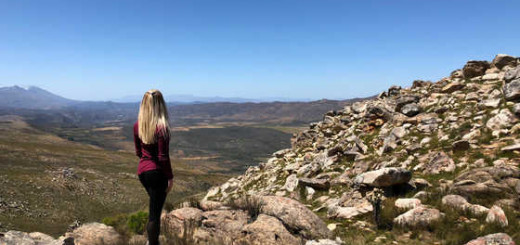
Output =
[{"x1": 139, "y1": 170, "x2": 168, "y2": 245}]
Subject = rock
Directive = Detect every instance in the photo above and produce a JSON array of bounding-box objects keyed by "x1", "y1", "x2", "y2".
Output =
[
  {"x1": 306, "y1": 238, "x2": 343, "y2": 245},
  {"x1": 463, "y1": 60, "x2": 490, "y2": 78},
  {"x1": 451, "y1": 166, "x2": 520, "y2": 197},
  {"x1": 442, "y1": 194, "x2": 469, "y2": 208},
  {"x1": 504, "y1": 79, "x2": 520, "y2": 101},
  {"x1": 393, "y1": 206, "x2": 444, "y2": 228},
  {"x1": 193, "y1": 210, "x2": 248, "y2": 244},
  {"x1": 464, "y1": 233, "x2": 515, "y2": 245},
  {"x1": 505, "y1": 66, "x2": 520, "y2": 82},
  {"x1": 452, "y1": 140, "x2": 470, "y2": 152},
  {"x1": 65, "y1": 222, "x2": 122, "y2": 245},
  {"x1": 395, "y1": 198, "x2": 422, "y2": 210},
  {"x1": 388, "y1": 86, "x2": 402, "y2": 96},
  {"x1": 451, "y1": 69, "x2": 464, "y2": 79},
  {"x1": 423, "y1": 152, "x2": 456, "y2": 174},
  {"x1": 482, "y1": 73, "x2": 500, "y2": 81},
  {"x1": 260, "y1": 196, "x2": 331, "y2": 240},
  {"x1": 283, "y1": 174, "x2": 299, "y2": 192},
  {"x1": 327, "y1": 205, "x2": 373, "y2": 220},
  {"x1": 501, "y1": 144, "x2": 520, "y2": 152},
  {"x1": 486, "y1": 205, "x2": 508, "y2": 227},
  {"x1": 486, "y1": 109, "x2": 517, "y2": 130},
  {"x1": 395, "y1": 95, "x2": 419, "y2": 111},
  {"x1": 480, "y1": 98, "x2": 501, "y2": 108},
  {"x1": 0, "y1": 231, "x2": 62, "y2": 245},
  {"x1": 442, "y1": 82, "x2": 465, "y2": 93},
  {"x1": 492, "y1": 54, "x2": 517, "y2": 69},
  {"x1": 237, "y1": 214, "x2": 301, "y2": 245},
  {"x1": 352, "y1": 102, "x2": 367, "y2": 114},
  {"x1": 299, "y1": 178, "x2": 330, "y2": 190},
  {"x1": 513, "y1": 103, "x2": 520, "y2": 116},
  {"x1": 401, "y1": 103, "x2": 420, "y2": 117},
  {"x1": 200, "y1": 200, "x2": 223, "y2": 211},
  {"x1": 162, "y1": 207, "x2": 203, "y2": 238},
  {"x1": 353, "y1": 167, "x2": 412, "y2": 188}
]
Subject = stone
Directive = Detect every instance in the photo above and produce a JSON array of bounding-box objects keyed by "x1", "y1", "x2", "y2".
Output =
[
  {"x1": 64, "y1": 222, "x2": 123, "y2": 245},
  {"x1": 162, "y1": 207, "x2": 204, "y2": 238},
  {"x1": 353, "y1": 167, "x2": 412, "y2": 188},
  {"x1": 0, "y1": 231, "x2": 62, "y2": 245},
  {"x1": 327, "y1": 205, "x2": 373, "y2": 220},
  {"x1": 299, "y1": 178, "x2": 330, "y2": 190},
  {"x1": 486, "y1": 109, "x2": 517, "y2": 130},
  {"x1": 464, "y1": 233, "x2": 515, "y2": 245},
  {"x1": 442, "y1": 82, "x2": 465, "y2": 93},
  {"x1": 442, "y1": 194, "x2": 469, "y2": 208},
  {"x1": 237, "y1": 214, "x2": 301, "y2": 245},
  {"x1": 482, "y1": 73, "x2": 500, "y2": 81},
  {"x1": 463, "y1": 60, "x2": 490, "y2": 78},
  {"x1": 393, "y1": 206, "x2": 444, "y2": 228},
  {"x1": 480, "y1": 98, "x2": 501, "y2": 108},
  {"x1": 395, "y1": 198, "x2": 422, "y2": 210},
  {"x1": 513, "y1": 103, "x2": 520, "y2": 116},
  {"x1": 452, "y1": 140, "x2": 470, "y2": 152},
  {"x1": 283, "y1": 174, "x2": 299, "y2": 192},
  {"x1": 486, "y1": 205, "x2": 508, "y2": 227},
  {"x1": 492, "y1": 54, "x2": 517, "y2": 69},
  {"x1": 423, "y1": 152, "x2": 456, "y2": 174},
  {"x1": 260, "y1": 196, "x2": 331, "y2": 240},
  {"x1": 401, "y1": 103, "x2": 420, "y2": 117},
  {"x1": 505, "y1": 66, "x2": 520, "y2": 82},
  {"x1": 395, "y1": 95, "x2": 419, "y2": 111},
  {"x1": 501, "y1": 144, "x2": 520, "y2": 152},
  {"x1": 504, "y1": 79, "x2": 520, "y2": 101},
  {"x1": 306, "y1": 238, "x2": 343, "y2": 245}
]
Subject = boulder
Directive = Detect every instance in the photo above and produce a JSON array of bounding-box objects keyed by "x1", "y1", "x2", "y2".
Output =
[
  {"x1": 463, "y1": 60, "x2": 490, "y2": 78},
  {"x1": 306, "y1": 239, "x2": 343, "y2": 245},
  {"x1": 162, "y1": 207, "x2": 204, "y2": 238},
  {"x1": 491, "y1": 54, "x2": 517, "y2": 69},
  {"x1": 65, "y1": 222, "x2": 123, "y2": 245},
  {"x1": 423, "y1": 152, "x2": 456, "y2": 175},
  {"x1": 284, "y1": 174, "x2": 299, "y2": 192},
  {"x1": 401, "y1": 103, "x2": 420, "y2": 117},
  {"x1": 395, "y1": 198, "x2": 422, "y2": 210},
  {"x1": 353, "y1": 167, "x2": 412, "y2": 188},
  {"x1": 0, "y1": 231, "x2": 62, "y2": 245},
  {"x1": 513, "y1": 103, "x2": 520, "y2": 116},
  {"x1": 237, "y1": 214, "x2": 301, "y2": 245},
  {"x1": 395, "y1": 95, "x2": 420, "y2": 111},
  {"x1": 505, "y1": 66, "x2": 520, "y2": 82},
  {"x1": 260, "y1": 196, "x2": 331, "y2": 240},
  {"x1": 501, "y1": 144, "x2": 520, "y2": 152},
  {"x1": 486, "y1": 205, "x2": 508, "y2": 227},
  {"x1": 464, "y1": 233, "x2": 515, "y2": 245},
  {"x1": 452, "y1": 140, "x2": 470, "y2": 152},
  {"x1": 504, "y1": 79, "x2": 520, "y2": 101},
  {"x1": 442, "y1": 194, "x2": 469, "y2": 208},
  {"x1": 299, "y1": 178, "x2": 330, "y2": 190},
  {"x1": 486, "y1": 109, "x2": 517, "y2": 130},
  {"x1": 393, "y1": 206, "x2": 444, "y2": 228},
  {"x1": 442, "y1": 82, "x2": 465, "y2": 93}
]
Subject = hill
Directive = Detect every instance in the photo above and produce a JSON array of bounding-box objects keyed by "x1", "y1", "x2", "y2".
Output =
[{"x1": 0, "y1": 86, "x2": 76, "y2": 109}]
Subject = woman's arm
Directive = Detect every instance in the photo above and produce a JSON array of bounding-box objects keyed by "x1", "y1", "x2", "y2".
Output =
[
  {"x1": 133, "y1": 123, "x2": 142, "y2": 158},
  {"x1": 157, "y1": 131, "x2": 174, "y2": 180}
]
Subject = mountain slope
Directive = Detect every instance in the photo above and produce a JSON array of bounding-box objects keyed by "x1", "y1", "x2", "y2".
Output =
[{"x1": 0, "y1": 86, "x2": 76, "y2": 109}]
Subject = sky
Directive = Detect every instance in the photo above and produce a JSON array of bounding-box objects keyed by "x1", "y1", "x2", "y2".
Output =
[{"x1": 0, "y1": 0, "x2": 519, "y2": 101}]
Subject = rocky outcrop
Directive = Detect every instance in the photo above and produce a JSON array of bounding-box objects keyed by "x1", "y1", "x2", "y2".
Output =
[
  {"x1": 465, "y1": 233, "x2": 515, "y2": 245},
  {"x1": 393, "y1": 206, "x2": 444, "y2": 228}
]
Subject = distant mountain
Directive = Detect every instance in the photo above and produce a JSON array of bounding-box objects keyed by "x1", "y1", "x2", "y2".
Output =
[
  {"x1": 0, "y1": 86, "x2": 77, "y2": 109},
  {"x1": 114, "y1": 94, "x2": 314, "y2": 103}
]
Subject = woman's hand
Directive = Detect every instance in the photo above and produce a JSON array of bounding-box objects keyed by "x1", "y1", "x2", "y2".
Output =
[{"x1": 166, "y1": 179, "x2": 173, "y2": 193}]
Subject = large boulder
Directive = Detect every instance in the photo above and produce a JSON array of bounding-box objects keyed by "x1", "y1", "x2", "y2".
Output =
[
  {"x1": 298, "y1": 177, "x2": 330, "y2": 190},
  {"x1": 463, "y1": 60, "x2": 490, "y2": 78},
  {"x1": 492, "y1": 54, "x2": 518, "y2": 70},
  {"x1": 260, "y1": 196, "x2": 331, "y2": 240},
  {"x1": 393, "y1": 206, "x2": 444, "y2": 228},
  {"x1": 162, "y1": 207, "x2": 204, "y2": 238},
  {"x1": 401, "y1": 103, "x2": 420, "y2": 117},
  {"x1": 464, "y1": 233, "x2": 515, "y2": 245},
  {"x1": 451, "y1": 166, "x2": 520, "y2": 198},
  {"x1": 486, "y1": 109, "x2": 517, "y2": 130},
  {"x1": 0, "y1": 231, "x2": 62, "y2": 245},
  {"x1": 486, "y1": 205, "x2": 508, "y2": 227},
  {"x1": 504, "y1": 79, "x2": 520, "y2": 101},
  {"x1": 193, "y1": 210, "x2": 248, "y2": 244},
  {"x1": 236, "y1": 214, "x2": 301, "y2": 245},
  {"x1": 505, "y1": 66, "x2": 520, "y2": 82},
  {"x1": 353, "y1": 167, "x2": 412, "y2": 188},
  {"x1": 64, "y1": 222, "x2": 123, "y2": 245}
]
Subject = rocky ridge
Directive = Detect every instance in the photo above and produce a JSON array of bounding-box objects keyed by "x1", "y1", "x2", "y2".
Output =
[{"x1": 2, "y1": 54, "x2": 520, "y2": 244}]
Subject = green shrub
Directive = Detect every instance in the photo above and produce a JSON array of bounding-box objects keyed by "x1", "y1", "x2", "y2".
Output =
[{"x1": 127, "y1": 211, "x2": 148, "y2": 235}]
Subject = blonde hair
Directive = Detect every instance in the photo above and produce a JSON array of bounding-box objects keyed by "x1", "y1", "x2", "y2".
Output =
[{"x1": 138, "y1": 89, "x2": 170, "y2": 144}]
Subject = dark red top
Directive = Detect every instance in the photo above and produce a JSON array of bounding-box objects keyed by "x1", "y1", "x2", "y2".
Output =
[{"x1": 133, "y1": 121, "x2": 173, "y2": 179}]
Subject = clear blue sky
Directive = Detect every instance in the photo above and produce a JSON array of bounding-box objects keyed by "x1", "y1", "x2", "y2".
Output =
[{"x1": 1, "y1": 0, "x2": 519, "y2": 101}]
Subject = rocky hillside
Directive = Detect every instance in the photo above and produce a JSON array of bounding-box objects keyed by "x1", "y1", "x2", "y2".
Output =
[{"x1": 3, "y1": 54, "x2": 520, "y2": 244}]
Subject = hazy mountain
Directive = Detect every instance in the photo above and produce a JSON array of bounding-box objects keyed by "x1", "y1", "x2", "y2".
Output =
[
  {"x1": 114, "y1": 94, "x2": 314, "y2": 103},
  {"x1": 0, "y1": 86, "x2": 77, "y2": 109}
]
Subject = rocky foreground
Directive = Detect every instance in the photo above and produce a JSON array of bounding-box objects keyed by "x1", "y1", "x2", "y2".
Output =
[{"x1": 2, "y1": 55, "x2": 520, "y2": 244}]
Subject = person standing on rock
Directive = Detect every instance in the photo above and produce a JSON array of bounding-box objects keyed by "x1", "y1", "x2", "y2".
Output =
[{"x1": 134, "y1": 89, "x2": 174, "y2": 245}]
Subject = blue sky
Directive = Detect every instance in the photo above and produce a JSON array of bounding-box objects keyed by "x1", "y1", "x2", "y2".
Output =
[{"x1": 0, "y1": 0, "x2": 519, "y2": 101}]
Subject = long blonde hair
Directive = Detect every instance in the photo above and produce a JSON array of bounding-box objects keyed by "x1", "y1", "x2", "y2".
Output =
[{"x1": 138, "y1": 89, "x2": 170, "y2": 144}]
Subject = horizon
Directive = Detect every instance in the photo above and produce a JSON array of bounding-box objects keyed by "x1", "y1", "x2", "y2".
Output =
[{"x1": 1, "y1": 1, "x2": 520, "y2": 101}]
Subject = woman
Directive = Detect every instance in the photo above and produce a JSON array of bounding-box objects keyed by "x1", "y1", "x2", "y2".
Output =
[{"x1": 134, "y1": 89, "x2": 174, "y2": 245}]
